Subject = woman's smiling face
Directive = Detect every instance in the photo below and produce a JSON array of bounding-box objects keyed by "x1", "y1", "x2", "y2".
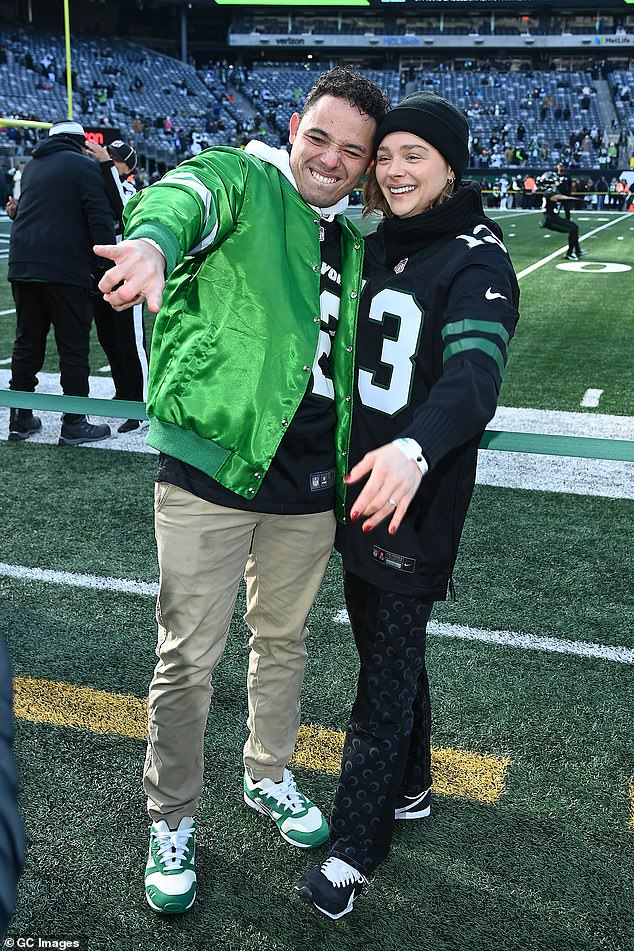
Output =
[{"x1": 375, "y1": 131, "x2": 452, "y2": 217}]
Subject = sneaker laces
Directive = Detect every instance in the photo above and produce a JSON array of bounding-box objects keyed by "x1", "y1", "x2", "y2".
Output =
[
  {"x1": 152, "y1": 824, "x2": 193, "y2": 869},
  {"x1": 265, "y1": 771, "x2": 307, "y2": 815},
  {"x1": 321, "y1": 856, "x2": 366, "y2": 888}
]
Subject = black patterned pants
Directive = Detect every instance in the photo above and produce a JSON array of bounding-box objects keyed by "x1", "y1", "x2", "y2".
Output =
[{"x1": 329, "y1": 571, "x2": 433, "y2": 875}]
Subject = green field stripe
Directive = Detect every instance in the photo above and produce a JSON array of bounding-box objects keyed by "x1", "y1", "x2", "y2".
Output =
[
  {"x1": 0, "y1": 389, "x2": 146, "y2": 420},
  {"x1": 1, "y1": 387, "x2": 633, "y2": 462},
  {"x1": 480, "y1": 430, "x2": 634, "y2": 462},
  {"x1": 13, "y1": 677, "x2": 508, "y2": 804}
]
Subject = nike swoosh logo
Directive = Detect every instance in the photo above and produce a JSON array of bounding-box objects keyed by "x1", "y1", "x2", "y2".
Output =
[{"x1": 485, "y1": 287, "x2": 507, "y2": 301}]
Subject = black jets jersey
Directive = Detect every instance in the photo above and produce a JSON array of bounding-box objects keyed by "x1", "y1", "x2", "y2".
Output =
[
  {"x1": 158, "y1": 217, "x2": 343, "y2": 513},
  {"x1": 541, "y1": 189, "x2": 563, "y2": 219},
  {"x1": 337, "y1": 213, "x2": 520, "y2": 600}
]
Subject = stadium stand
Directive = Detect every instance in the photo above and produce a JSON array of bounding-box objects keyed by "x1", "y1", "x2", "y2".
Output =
[
  {"x1": 0, "y1": 20, "x2": 631, "y2": 176},
  {"x1": 610, "y1": 69, "x2": 634, "y2": 136},
  {"x1": 0, "y1": 30, "x2": 253, "y2": 171}
]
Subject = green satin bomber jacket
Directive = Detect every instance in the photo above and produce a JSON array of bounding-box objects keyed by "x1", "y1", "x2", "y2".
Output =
[{"x1": 123, "y1": 146, "x2": 364, "y2": 521}]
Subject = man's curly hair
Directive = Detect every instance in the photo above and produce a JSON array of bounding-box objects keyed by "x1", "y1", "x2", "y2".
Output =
[{"x1": 301, "y1": 66, "x2": 391, "y2": 124}]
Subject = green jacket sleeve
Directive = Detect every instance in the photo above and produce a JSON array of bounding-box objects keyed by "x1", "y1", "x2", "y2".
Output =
[{"x1": 122, "y1": 147, "x2": 250, "y2": 275}]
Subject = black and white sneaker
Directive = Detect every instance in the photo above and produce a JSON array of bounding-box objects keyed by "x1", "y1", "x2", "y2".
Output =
[
  {"x1": 394, "y1": 787, "x2": 431, "y2": 820},
  {"x1": 577, "y1": 249, "x2": 589, "y2": 256},
  {"x1": 295, "y1": 856, "x2": 367, "y2": 920},
  {"x1": 564, "y1": 252, "x2": 578, "y2": 261}
]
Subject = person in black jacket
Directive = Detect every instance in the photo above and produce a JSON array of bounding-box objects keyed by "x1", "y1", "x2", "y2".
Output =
[
  {"x1": 556, "y1": 161, "x2": 574, "y2": 220},
  {"x1": 85, "y1": 138, "x2": 148, "y2": 434},
  {"x1": 6, "y1": 119, "x2": 115, "y2": 445},
  {"x1": 296, "y1": 92, "x2": 520, "y2": 920},
  {"x1": 0, "y1": 635, "x2": 25, "y2": 940},
  {"x1": 537, "y1": 172, "x2": 587, "y2": 261}
]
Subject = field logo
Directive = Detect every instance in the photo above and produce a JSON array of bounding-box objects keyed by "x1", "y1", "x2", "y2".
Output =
[{"x1": 556, "y1": 262, "x2": 631, "y2": 273}]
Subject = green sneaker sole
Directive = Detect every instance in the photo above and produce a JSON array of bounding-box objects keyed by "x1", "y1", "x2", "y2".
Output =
[{"x1": 145, "y1": 884, "x2": 197, "y2": 914}]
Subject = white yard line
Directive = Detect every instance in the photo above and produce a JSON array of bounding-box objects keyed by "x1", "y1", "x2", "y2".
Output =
[
  {"x1": 490, "y1": 405, "x2": 634, "y2": 439},
  {"x1": 332, "y1": 609, "x2": 633, "y2": 664},
  {"x1": 516, "y1": 214, "x2": 630, "y2": 279},
  {"x1": 0, "y1": 562, "x2": 631, "y2": 664},
  {"x1": 475, "y1": 452, "x2": 633, "y2": 499},
  {"x1": 0, "y1": 562, "x2": 156, "y2": 597},
  {"x1": 581, "y1": 389, "x2": 604, "y2": 408}
]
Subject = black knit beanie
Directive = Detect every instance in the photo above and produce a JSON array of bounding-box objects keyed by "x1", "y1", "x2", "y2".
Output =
[{"x1": 374, "y1": 92, "x2": 470, "y2": 183}]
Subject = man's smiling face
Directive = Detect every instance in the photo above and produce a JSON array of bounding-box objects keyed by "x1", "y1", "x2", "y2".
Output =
[{"x1": 289, "y1": 94, "x2": 376, "y2": 208}]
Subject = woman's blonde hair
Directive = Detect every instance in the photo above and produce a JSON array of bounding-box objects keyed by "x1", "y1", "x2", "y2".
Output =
[{"x1": 362, "y1": 163, "x2": 456, "y2": 218}]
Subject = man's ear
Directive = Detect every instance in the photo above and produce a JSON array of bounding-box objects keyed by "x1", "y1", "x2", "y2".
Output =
[{"x1": 289, "y1": 112, "x2": 301, "y2": 145}]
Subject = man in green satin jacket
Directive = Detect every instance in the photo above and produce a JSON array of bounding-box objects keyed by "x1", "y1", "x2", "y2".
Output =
[{"x1": 96, "y1": 67, "x2": 389, "y2": 914}]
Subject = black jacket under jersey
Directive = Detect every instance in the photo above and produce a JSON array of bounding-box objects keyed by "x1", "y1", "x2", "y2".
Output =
[
  {"x1": 8, "y1": 135, "x2": 114, "y2": 287},
  {"x1": 337, "y1": 182, "x2": 520, "y2": 600}
]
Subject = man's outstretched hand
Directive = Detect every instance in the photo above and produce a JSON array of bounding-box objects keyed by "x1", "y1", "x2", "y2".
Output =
[{"x1": 94, "y1": 238, "x2": 165, "y2": 313}]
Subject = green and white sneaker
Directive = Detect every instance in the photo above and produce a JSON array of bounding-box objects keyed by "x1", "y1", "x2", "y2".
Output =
[
  {"x1": 144, "y1": 816, "x2": 197, "y2": 914},
  {"x1": 244, "y1": 768, "x2": 329, "y2": 849}
]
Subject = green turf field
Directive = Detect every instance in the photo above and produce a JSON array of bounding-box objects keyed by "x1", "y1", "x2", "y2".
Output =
[{"x1": 0, "y1": 208, "x2": 633, "y2": 951}]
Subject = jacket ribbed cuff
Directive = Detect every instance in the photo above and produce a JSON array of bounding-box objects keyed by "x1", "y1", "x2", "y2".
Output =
[{"x1": 401, "y1": 404, "x2": 462, "y2": 471}]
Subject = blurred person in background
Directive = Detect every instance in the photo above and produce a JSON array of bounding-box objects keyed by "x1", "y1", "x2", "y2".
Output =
[
  {"x1": 86, "y1": 138, "x2": 149, "y2": 434},
  {"x1": 556, "y1": 161, "x2": 574, "y2": 219},
  {"x1": 595, "y1": 173, "x2": 609, "y2": 210},
  {"x1": 537, "y1": 172, "x2": 588, "y2": 261},
  {"x1": 6, "y1": 119, "x2": 114, "y2": 445}
]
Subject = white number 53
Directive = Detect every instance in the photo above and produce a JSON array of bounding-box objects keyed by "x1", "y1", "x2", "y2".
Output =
[{"x1": 357, "y1": 287, "x2": 424, "y2": 415}]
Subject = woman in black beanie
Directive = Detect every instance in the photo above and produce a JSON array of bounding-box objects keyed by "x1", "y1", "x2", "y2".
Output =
[{"x1": 296, "y1": 93, "x2": 520, "y2": 920}]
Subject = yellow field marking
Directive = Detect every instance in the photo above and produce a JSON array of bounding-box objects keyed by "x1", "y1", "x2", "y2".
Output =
[
  {"x1": 14, "y1": 677, "x2": 147, "y2": 740},
  {"x1": 430, "y1": 746, "x2": 509, "y2": 804},
  {"x1": 629, "y1": 779, "x2": 634, "y2": 830},
  {"x1": 14, "y1": 677, "x2": 509, "y2": 804},
  {"x1": 291, "y1": 723, "x2": 509, "y2": 804}
]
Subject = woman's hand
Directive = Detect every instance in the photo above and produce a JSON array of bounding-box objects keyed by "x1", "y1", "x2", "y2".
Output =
[{"x1": 344, "y1": 443, "x2": 424, "y2": 534}]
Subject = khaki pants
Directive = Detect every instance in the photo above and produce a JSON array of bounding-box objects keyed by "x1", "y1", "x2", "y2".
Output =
[{"x1": 144, "y1": 483, "x2": 336, "y2": 824}]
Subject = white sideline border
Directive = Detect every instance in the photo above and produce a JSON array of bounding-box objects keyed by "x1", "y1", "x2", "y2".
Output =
[{"x1": 0, "y1": 371, "x2": 633, "y2": 499}]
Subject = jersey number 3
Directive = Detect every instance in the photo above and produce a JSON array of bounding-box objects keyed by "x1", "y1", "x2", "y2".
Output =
[{"x1": 358, "y1": 287, "x2": 424, "y2": 416}]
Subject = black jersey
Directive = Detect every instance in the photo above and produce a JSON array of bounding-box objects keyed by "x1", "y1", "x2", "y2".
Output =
[
  {"x1": 158, "y1": 217, "x2": 342, "y2": 514},
  {"x1": 541, "y1": 189, "x2": 563, "y2": 220},
  {"x1": 337, "y1": 185, "x2": 520, "y2": 599}
]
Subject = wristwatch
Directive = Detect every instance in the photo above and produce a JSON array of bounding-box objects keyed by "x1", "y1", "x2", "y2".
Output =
[{"x1": 392, "y1": 438, "x2": 429, "y2": 477}]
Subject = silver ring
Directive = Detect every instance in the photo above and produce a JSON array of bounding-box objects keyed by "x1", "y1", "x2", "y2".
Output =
[{"x1": 388, "y1": 497, "x2": 397, "y2": 507}]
